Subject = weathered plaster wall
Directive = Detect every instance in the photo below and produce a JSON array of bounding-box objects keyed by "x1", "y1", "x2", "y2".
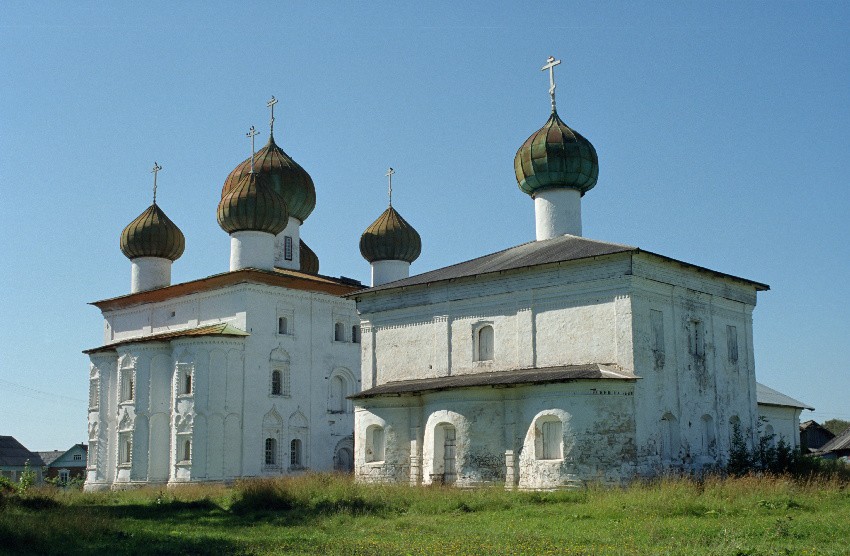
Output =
[{"x1": 354, "y1": 381, "x2": 637, "y2": 488}]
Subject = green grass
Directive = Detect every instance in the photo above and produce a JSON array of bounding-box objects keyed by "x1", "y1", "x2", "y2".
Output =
[{"x1": 1, "y1": 474, "x2": 849, "y2": 555}]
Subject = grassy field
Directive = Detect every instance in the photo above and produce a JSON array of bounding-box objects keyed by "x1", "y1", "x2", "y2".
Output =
[{"x1": 1, "y1": 474, "x2": 848, "y2": 556}]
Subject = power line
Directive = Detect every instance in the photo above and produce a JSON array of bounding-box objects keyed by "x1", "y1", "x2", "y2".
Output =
[{"x1": 0, "y1": 378, "x2": 86, "y2": 404}]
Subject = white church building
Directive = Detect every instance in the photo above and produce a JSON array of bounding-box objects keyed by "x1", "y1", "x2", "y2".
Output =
[
  {"x1": 84, "y1": 104, "x2": 362, "y2": 490},
  {"x1": 348, "y1": 58, "x2": 776, "y2": 488}
]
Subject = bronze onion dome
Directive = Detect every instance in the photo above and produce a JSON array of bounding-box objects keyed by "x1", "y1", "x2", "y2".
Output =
[
  {"x1": 217, "y1": 173, "x2": 289, "y2": 235},
  {"x1": 222, "y1": 133, "x2": 316, "y2": 223},
  {"x1": 359, "y1": 206, "x2": 421, "y2": 263},
  {"x1": 514, "y1": 110, "x2": 598, "y2": 197},
  {"x1": 120, "y1": 203, "x2": 185, "y2": 261},
  {"x1": 299, "y1": 239, "x2": 319, "y2": 274}
]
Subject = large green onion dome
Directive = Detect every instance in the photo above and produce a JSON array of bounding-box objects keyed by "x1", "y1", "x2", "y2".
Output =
[
  {"x1": 120, "y1": 203, "x2": 185, "y2": 261},
  {"x1": 359, "y1": 206, "x2": 421, "y2": 263},
  {"x1": 299, "y1": 239, "x2": 319, "y2": 274},
  {"x1": 514, "y1": 110, "x2": 598, "y2": 197},
  {"x1": 222, "y1": 133, "x2": 316, "y2": 223},
  {"x1": 217, "y1": 173, "x2": 289, "y2": 235}
]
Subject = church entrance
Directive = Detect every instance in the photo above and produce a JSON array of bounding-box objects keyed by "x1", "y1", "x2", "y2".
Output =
[{"x1": 443, "y1": 425, "x2": 457, "y2": 485}]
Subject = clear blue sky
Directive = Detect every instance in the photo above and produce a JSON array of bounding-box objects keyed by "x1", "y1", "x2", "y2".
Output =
[{"x1": 1, "y1": 2, "x2": 848, "y2": 450}]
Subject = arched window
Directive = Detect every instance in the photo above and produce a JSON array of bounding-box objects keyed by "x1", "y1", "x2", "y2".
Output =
[
  {"x1": 184, "y1": 371, "x2": 192, "y2": 395},
  {"x1": 330, "y1": 375, "x2": 346, "y2": 413},
  {"x1": 264, "y1": 438, "x2": 277, "y2": 466},
  {"x1": 534, "y1": 416, "x2": 563, "y2": 460},
  {"x1": 334, "y1": 322, "x2": 345, "y2": 342},
  {"x1": 183, "y1": 439, "x2": 191, "y2": 462},
  {"x1": 366, "y1": 426, "x2": 385, "y2": 463},
  {"x1": 290, "y1": 439, "x2": 302, "y2": 467},
  {"x1": 477, "y1": 325, "x2": 494, "y2": 361},
  {"x1": 351, "y1": 325, "x2": 360, "y2": 343},
  {"x1": 271, "y1": 370, "x2": 282, "y2": 396}
]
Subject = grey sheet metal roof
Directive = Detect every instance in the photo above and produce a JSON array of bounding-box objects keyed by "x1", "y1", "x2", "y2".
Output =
[
  {"x1": 349, "y1": 234, "x2": 768, "y2": 296},
  {"x1": 756, "y1": 382, "x2": 814, "y2": 410},
  {"x1": 816, "y1": 426, "x2": 850, "y2": 454},
  {"x1": 84, "y1": 323, "x2": 248, "y2": 354},
  {"x1": 37, "y1": 451, "x2": 64, "y2": 466},
  {"x1": 0, "y1": 436, "x2": 44, "y2": 467},
  {"x1": 351, "y1": 363, "x2": 636, "y2": 399}
]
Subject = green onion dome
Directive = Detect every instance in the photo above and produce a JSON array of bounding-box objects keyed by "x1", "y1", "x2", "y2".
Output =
[
  {"x1": 222, "y1": 133, "x2": 316, "y2": 223},
  {"x1": 120, "y1": 203, "x2": 185, "y2": 261},
  {"x1": 217, "y1": 173, "x2": 289, "y2": 235},
  {"x1": 359, "y1": 206, "x2": 421, "y2": 263},
  {"x1": 299, "y1": 239, "x2": 319, "y2": 274},
  {"x1": 514, "y1": 110, "x2": 598, "y2": 197}
]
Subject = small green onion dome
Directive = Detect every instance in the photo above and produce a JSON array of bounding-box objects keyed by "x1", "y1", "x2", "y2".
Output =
[
  {"x1": 120, "y1": 203, "x2": 185, "y2": 261},
  {"x1": 514, "y1": 110, "x2": 598, "y2": 197},
  {"x1": 359, "y1": 206, "x2": 421, "y2": 263},
  {"x1": 217, "y1": 173, "x2": 289, "y2": 235},
  {"x1": 222, "y1": 133, "x2": 316, "y2": 223},
  {"x1": 299, "y1": 239, "x2": 319, "y2": 274}
]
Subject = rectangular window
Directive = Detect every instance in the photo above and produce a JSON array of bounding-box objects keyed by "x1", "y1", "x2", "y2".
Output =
[
  {"x1": 73, "y1": 453, "x2": 82, "y2": 461},
  {"x1": 727, "y1": 325, "x2": 739, "y2": 364},
  {"x1": 118, "y1": 433, "x2": 132, "y2": 466},
  {"x1": 278, "y1": 316, "x2": 288, "y2": 335},
  {"x1": 290, "y1": 439, "x2": 302, "y2": 467},
  {"x1": 176, "y1": 364, "x2": 193, "y2": 397},
  {"x1": 351, "y1": 325, "x2": 360, "y2": 343},
  {"x1": 284, "y1": 236, "x2": 293, "y2": 261},
  {"x1": 89, "y1": 378, "x2": 99, "y2": 410},
  {"x1": 690, "y1": 320, "x2": 705, "y2": 359},
  {"x1": 120, "y1": 369, "x2": 134, "y2": 402},
  {"x1": 541, "y1": 420, "x2": 563, "y2": 460}
]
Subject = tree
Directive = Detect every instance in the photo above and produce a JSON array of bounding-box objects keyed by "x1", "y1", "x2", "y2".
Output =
[{"x1": 823, "y1": 419, "x2": 850, "y2": 436}]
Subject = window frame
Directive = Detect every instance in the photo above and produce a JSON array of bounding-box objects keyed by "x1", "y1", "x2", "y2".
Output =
[
  {"x1": 474, "y1": 324, "x2": 495, "y2": 362},
  {"x1": 290, "y1": 438, "x2": 302, "y2": 468},
  {"x1": 264, "y1": 437, "x2": 278, "y2": 467}
]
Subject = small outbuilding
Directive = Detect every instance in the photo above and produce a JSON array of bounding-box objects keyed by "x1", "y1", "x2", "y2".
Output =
[
  {"x1": 0, "y1": 436, "x2": 44, "y2": 484},
  {"x1": 799, "y1": 420, "x2": 835, "y2": 453},
  {"x1": 755, "y1": 383, "x2": 813, "y2": 449},
  {"x1": 814, "y1": 427, "x2": 850, "y2": 463}
]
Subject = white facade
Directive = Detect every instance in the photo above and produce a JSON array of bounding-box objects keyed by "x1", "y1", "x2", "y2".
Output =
[
  {"x1": 352, "y1": 246, "x2": 764, "y2": 488},
  {"x1": 85, "y1": 276, "x2": 361, "y2": 490}
]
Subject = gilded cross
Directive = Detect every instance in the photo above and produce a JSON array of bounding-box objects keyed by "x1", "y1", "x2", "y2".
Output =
[
  {"x1": 541, "y1": 56, "x2": 561, "y2": 113},
  {"x1": 386, "y1": 167, "x2": 395, "y2": 206},
  {"x1": 267, "y1": 96, "x2": 278, "y2": 135},
  {"x1": 246, "y1": 126, "x2": 259, "y2": 173},
  {"x1": 151, "y1": 162, "x2": 162, "y2": 204}
]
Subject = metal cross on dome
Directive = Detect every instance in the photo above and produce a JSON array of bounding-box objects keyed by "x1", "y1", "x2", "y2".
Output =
[
  {"x1": 267, "y1": 96, "x2": 278, "y2": 135},
  {"x1": 386, "y1": 167, "x2": 395, "y2": 206},
  {"x1": 247, "y1": 126, "x2": 259, "y2": 173},
  {"x1": 541, "y1": 55, "x2": 562, "y2": 113},
  {"x1": 151, "y1": 162, "x2": 162, "y2": 204}
]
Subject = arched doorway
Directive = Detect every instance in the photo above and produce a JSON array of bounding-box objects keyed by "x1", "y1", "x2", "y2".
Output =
[{"x1": 432, "y1": 423, "x2": 457, "y2": 485}]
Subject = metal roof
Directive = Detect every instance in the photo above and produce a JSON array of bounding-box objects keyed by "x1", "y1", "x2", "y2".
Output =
[
  {"x1": 84, "y1": 323, "x2": 248, "y2": 355},
  {"x1": 816, "y1": 426, "x2": 850, "y2": 454},
  {"x1": 91, "y1": 267, "x2": 362, "y2": 312},
  {"x1": 350, "y1": 234, "x2": 768, "y2": 297},
  {"x1": 756, "y1": 382, "x2": 814, "y2": 410},
  {"x1": 0, "y1": 436, "x2": 44, "y2": 467},
  {"x1": 351, "y1": 363, "x2": 636, "y2": 399}
]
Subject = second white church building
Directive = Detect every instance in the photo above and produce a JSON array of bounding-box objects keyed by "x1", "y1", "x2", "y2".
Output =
[{"x1": 349, "y1": 70, "x2": 769, "y2": 488}]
